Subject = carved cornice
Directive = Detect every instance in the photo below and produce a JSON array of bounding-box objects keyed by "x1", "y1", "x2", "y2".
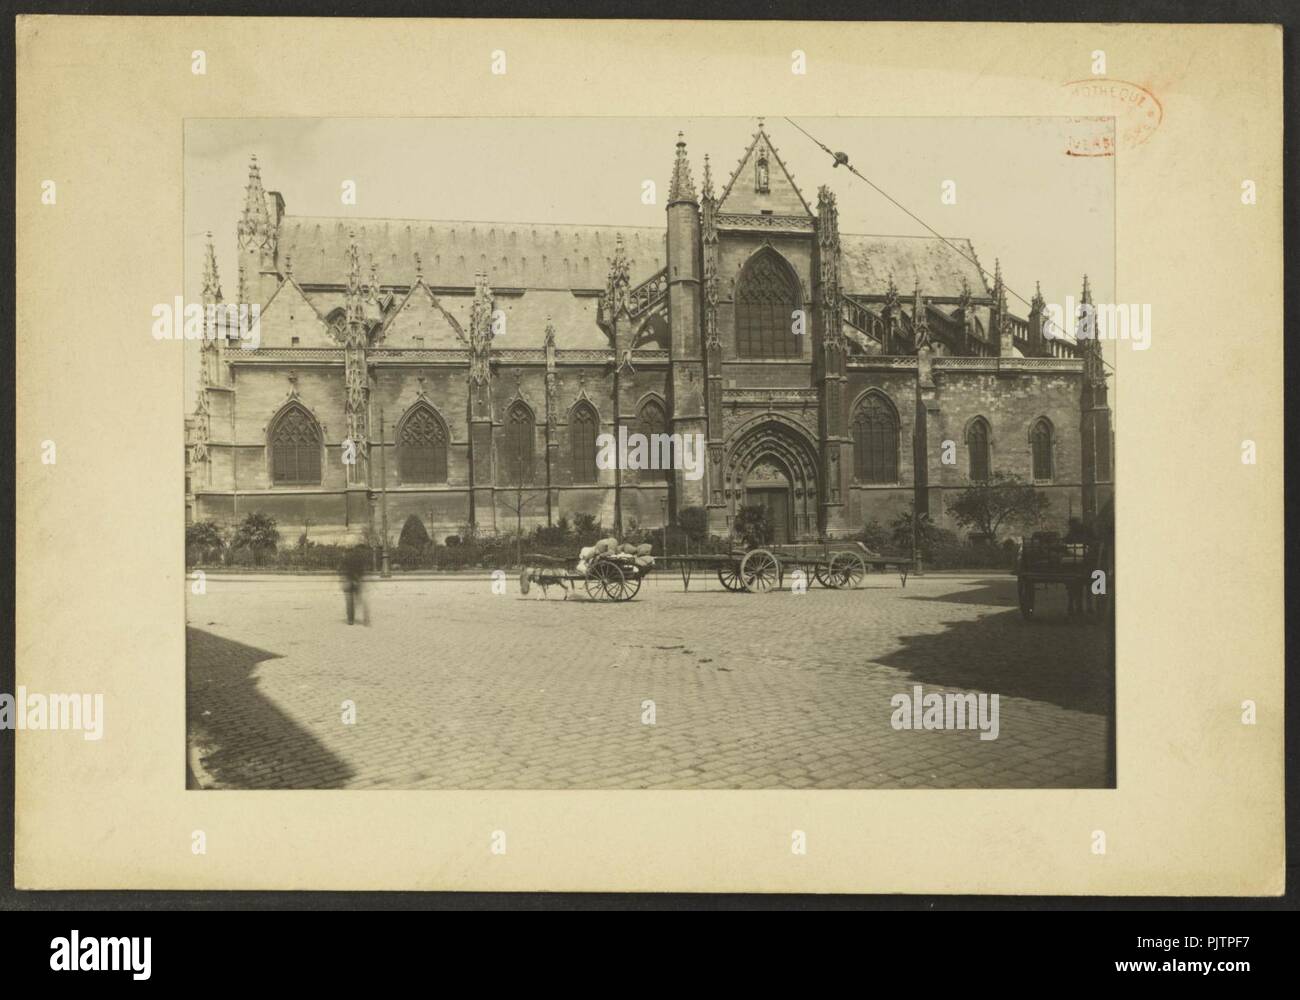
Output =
[{"x1": 716, "y1": 213, "x2": 814, "y2": 233}]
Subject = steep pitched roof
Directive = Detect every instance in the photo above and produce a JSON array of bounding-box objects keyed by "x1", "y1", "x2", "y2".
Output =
[
  {"x1": 839, "y1": 234, "x2": 988, "y2": 299},
  {"x1": 717, "y1": 125, "x2": 814, "y2": 217},
  {"x1": 279, "y1": 217, "x2": 665, "y2": 292}
]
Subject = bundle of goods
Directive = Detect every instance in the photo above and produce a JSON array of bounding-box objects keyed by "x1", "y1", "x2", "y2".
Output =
[{"x1": 575, "y1": 538, "x2": 655, "y2": 576}]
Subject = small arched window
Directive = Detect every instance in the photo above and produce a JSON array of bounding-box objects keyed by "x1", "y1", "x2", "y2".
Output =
[
  {"x1": 852, "y1": 394, "x2": 899, "y2": 484},
  {"x1": 967, "y1": 417, "x2": 992, "y2": 482},
  {"x1": 398, "y1": 404, "x2": 448, "y2": 484},
  {"x1": 637, "y1": 399, "x2": 670, "y2": 482},
  {"x1": 269, "y1": 404, "x2": 322, "y2": 486},
  {"x1": 503, "y1": 402, "x2": 535, "y2": 486},
  {"x1": 570, "y1": 402, "x2": 598, "y2": 484},
  {"x1": 1030, "y1": 418, "x2": 1053, "y2": 482},
  {"x1": 736, "y1": 249, "x2": 801, "y2": 359}
]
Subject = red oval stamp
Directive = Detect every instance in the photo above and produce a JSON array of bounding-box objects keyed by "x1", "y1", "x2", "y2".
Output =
[{"x1": 1061, "y1": 78, "x2": 1163, "y2": 156}]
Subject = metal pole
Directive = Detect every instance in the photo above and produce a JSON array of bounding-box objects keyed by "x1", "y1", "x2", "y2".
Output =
[{"x1": 379, "y1": 406, "x2": 391, "y2": 578}]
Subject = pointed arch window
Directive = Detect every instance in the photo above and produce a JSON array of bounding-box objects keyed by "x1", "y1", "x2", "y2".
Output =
[
  {"x1": 503, "y1": 402, "x2": 535, "y2": 486},
  {"x1": 967, "y1": 417, "x2": 992, "y2": 483},
  {"x1": 570, "y1": 402, "x2": 599, "y2": 484},
  {"x1": 852, "y1": 394, "x2": 899, "y2": 484},
  {"x1": 637, "y1": 399, "x2": 671, "y2": 482},
  {"x1": 1030, "y1": 418, "x2": 1054, "y2": 482},
  {"x1": 398, "y1": 404, "x2": 448, "y2": 484},
  {"x1": 269, "y1": 404, "x2": 322, "y2": 486},
  {"x1": 736, "y1": 249, "x2": 801, "y2": 359}
]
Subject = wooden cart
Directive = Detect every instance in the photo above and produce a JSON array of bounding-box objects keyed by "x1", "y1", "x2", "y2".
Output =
[
  {"x1": 519, "y1": 552, "x2": 650, "y2": 601},
  {"x1": 658, "y1": 542, "x2": 912, "y2": 593},
  {"x1": 1015, "y1": 534, "x2": 1107, "y2": 621}
]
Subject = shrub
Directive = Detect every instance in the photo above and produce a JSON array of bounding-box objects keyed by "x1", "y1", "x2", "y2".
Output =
[
  {"x1": 732, "y1": 504, "x2": 772, "y2": 548},
  {"x1": 859, "y1": 519, "x2": 890, "y2": 553},
  {"x1": 890, "y1": 504, "x2": 935, "y2": 554},
  {"x1": 230, "y1": 512, "x2": 280, "y2": 565},
  {"x1": 186, "y1": 521, "x2": 224, "y2": 550},
  {"x1": 571, "y1": 512, "x2": 601, "y2": 542},
  {"x1": 398, "y1": 514, "x2": 431, "y2": 551}
]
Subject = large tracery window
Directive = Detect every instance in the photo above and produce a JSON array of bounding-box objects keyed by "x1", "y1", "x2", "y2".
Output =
[
  {"x1": 269, "y1": 404, "x2": 322, "y2": 486},
  {"x1": 570, "y1": 402, "x2": 599, "y2": 484},
  {"x1": 1030, "y1": 417, "x2": 1054, "y2": 482},
  {"x1": 503, "y1": 402, "x2": 535, "y2": 486},
  {"x1": 398, "y1": 404, "x2": 448, "y2": 484},
  {"x1": 967, "y1": 417, "x2": 992, "y2": 483},
  {"x1": 852, "y1": 394, "x2": 899, "y2": 484},
  {"x1": 637, "y1": 399, "x2": 671, "y2": 482},
  {"x1": 736, "y1": 249, "x2": 801, "y2": 359}
]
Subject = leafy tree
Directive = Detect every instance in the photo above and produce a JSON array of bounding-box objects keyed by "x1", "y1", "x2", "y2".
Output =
[
  {"x1": 945, "y1": 472, "x2": 1050, "y2": 541},
  {"x1": 732, "y1": 504, "x2": 773, "y2": 548},
  {"x1": 398, "y1": 514, "x2": 431, "y2": 551},
  {"x1": 677, "y1": 505, "x2": 708, "y2": 544}
]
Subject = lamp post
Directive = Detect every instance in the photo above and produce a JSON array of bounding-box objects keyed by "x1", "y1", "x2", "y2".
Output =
[
  {"x1": 659, "y1": 494, "x2": 668, "y2": 556},
  {"x1": 378, "y1": 406, "x2": 390, "y2": 578}
]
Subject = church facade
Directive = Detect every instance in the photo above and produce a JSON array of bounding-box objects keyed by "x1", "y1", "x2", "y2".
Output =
[{"x1": 186, "y1": 124, "x2": 1113, "y2": 544}]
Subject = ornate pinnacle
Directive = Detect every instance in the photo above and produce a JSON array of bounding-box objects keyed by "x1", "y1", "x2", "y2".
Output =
[
  {"x1": 668, "y1": 132, "x2": 697, "y2": 203},
  {"x1": 957, "y1": 275, "x2": 972, "y2": 314},
  {"x1": 345, "y1": 231, "x2": 365, "y2": 333},
  {"x1": 239, "y1": 155, "x2": 271, "y2": 248},
  {"x1": 201, "y1": 232, "x2": 223, "y2": 304},
  {"x1": 1081, "y1": 273, "x2": 1093, "y2": 305},
  {"x1": 414, "y1": 251, "x2": 422, "y2": 281},
  {"x1": 884, "y1": 271, "x2": 900, "y2": 311},
  {"x1": 1031, "y1": 280, "x2": 1045, "y2": 313},
  {"x1": 543, "y1": 317, "x2": 556, "y2": 349},
  {"x1": 912, "y1": 280, "x2": 931, "y2": 351},
  {"x1": 702, "y1": 154, "x2": 714, "y2": 200}
]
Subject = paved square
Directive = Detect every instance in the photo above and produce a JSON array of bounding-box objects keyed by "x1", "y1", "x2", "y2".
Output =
[{"x1": 186, "y1": 571, "x2": 1113, "y2": 789}]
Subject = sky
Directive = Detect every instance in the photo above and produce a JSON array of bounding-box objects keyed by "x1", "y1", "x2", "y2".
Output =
[{"x1": 184, "y1": 116, "x2": 1114, "y2": 407}]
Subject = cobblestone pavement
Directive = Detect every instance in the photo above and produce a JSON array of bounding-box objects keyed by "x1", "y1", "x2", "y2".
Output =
[{"x1": 186, "y1": 570, "x2": 1113, "y2": 789}]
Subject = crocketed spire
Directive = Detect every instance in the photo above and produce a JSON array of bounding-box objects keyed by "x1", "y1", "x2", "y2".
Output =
[{"x1": 668, "y1": 132, "x2": 697, "y2": 203}]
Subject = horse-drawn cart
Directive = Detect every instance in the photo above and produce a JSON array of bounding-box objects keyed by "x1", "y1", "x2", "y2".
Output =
[{"x1": 519, "y1": 552, "x2": 649, "y2": 601}]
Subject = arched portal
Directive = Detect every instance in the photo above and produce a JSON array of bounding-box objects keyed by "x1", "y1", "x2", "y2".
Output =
[{"x1": 724, "y1": 417, "x2": 820, "y2": 541}]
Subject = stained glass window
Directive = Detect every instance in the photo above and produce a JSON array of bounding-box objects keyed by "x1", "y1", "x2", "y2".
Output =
[
  {"x1": 269, "y1": 405, "x2": 322, "y2": 485},
  {"x1": 736, "y1": 250, "x2": 801, "y2": 359},
  {"x1": 853, "y1": 395, "x2": 899, "y2": 483},
  {"x1": 399, "y1": 405, "x2": 448, "y2": 484}
]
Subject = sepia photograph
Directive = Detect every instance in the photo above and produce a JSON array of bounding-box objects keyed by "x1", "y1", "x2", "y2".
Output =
[{"x1": 182, "y1": 116, "x2": 1118, "y2": 791}]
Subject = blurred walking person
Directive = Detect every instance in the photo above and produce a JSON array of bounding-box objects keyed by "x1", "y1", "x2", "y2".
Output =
[{"x1": 341, "y1": 544, "x2": 371, "y2": 626}]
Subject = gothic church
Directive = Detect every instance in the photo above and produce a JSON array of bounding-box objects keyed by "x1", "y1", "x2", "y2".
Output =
[{"x1": 186, "y1": 123, "x2": 1113, "y2": 544}]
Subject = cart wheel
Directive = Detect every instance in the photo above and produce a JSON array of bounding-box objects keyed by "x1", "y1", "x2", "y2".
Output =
[
  {"x1": 1017, "y1": 578, "x2": 1035, "y2": 620},
  {"x1": 830, "y1": 552, "x2": 867, "y2": 590},
  {"x1": 619, "y1": 569, "x2": 643, "y2": 601},
  {"x1": 717, "y1": 564, "x2": 746, "y2": 592},
  {"x1": 812, "y1": 566, "x2": 831, "y2": 588},
  {"x1": 519, "y1": 568, "x2": 531, "y2": 595},
  {"x1": 586, "y1": 559, "x2": 627, "y2": 601},
  {"x1": 740, "y1": 549, "x2": 781, "y2": 593}
]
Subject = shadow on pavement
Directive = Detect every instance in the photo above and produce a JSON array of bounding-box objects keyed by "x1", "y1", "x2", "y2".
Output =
[
  {"x1": 905, "y1": 576, "x2": 1018, "y2": 607},
  {"x1": 875, "y1": 607, "x2": 1115, "y2": 718},
  {"x1": 186, "y1": 627, "x2": 356, "y2": 789}
]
